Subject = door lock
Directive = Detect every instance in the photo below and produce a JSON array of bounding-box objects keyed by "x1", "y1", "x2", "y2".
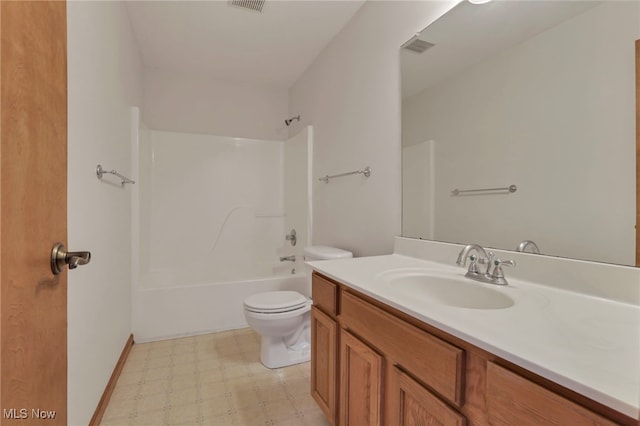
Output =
[{"x1": 51, "y1": 242, "x2": 91, "y2": 275}]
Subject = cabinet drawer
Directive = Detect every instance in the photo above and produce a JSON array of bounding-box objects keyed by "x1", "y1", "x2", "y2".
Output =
[
  {"x1": 312, "y1": 273, "x2": 338, "y2": 316},
  {"x1": 340, "y1": 291, "x2": 464, "y2": 406},
  {"x1": 391, "y1": 367, "x2": 466, "y2": 426},
  {"x1": 487, "y1": 362, "x2": 618, "y2": 426}
]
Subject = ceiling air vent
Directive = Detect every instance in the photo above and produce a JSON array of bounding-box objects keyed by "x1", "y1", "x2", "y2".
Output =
[
  {"x1": 402, "y1": 36, "x2": 435, "y2": 54},
  {"x1": 229, "y1": 0, "x2": 266, "y2": 13}
]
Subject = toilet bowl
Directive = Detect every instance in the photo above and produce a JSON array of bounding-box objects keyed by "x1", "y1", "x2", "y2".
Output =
[
  {"x1": 243, "y1": 246, "x2": 353, "y2": 369},
  {"x1": 243, "y1": 291, "x2": 312, "y2": 369}
]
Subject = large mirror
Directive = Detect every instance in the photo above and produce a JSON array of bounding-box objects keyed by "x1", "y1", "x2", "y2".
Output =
[{"x1": 401, "y1": 0, "x2": 639, "y2": 266}]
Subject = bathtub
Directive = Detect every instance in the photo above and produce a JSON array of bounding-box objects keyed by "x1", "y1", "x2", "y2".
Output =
[{"x1": 133, "y1": 270, "x2": 308, "y2": 342}]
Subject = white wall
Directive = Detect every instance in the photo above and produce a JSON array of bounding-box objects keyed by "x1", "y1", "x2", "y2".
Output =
[
  {"x1": 402, "y1": 2, "x2": 638, "y2": 265},
  {"x1": 402, "y1": 141, "x2": 434, "y2": 239},
  {"x1": 67, "y1": 2, "x2": 142, "y2": 424},
  {"x1": 288, "y1": 1, "x2": 457, "y2": 257},
  {"x1": 143, "y1": 68, "x2": 289, "y2": 141}
]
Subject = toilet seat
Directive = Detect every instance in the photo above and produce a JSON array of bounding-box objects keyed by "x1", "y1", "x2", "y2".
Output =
[{"x1": 244, "y1": 291, "x2": 308, "y2": 314}]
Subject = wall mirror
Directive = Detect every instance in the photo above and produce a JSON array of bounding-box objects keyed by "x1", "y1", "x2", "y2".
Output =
[{"x1": 401, "y1": 0, "x2": 639, "y2": 266}]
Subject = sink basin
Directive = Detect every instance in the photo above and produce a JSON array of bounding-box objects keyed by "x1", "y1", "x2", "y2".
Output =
[{"x1": 378, "y1": 269, "x2": 515, "y2": 310}]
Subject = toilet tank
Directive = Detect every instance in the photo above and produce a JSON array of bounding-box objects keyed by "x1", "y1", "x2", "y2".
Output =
[
  {"x1": 303, "y1": 246, "x2": 353, "y2": 295},
  {"x1": 303, "y1": 245, "x2": 353, "y2": 261}
]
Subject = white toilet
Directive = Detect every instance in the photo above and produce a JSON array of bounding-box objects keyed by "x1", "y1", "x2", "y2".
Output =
[{"x1": 243, "y1": 245, "x2": 353, "y2": 369}]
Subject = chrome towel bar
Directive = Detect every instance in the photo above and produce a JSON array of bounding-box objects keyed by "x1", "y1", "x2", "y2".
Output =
[
  {"x1": 96, "y1": 164, "x2": 135, "y2": 186},
  {"x1": 319, "y1": 166, "x2": 372, "y2": 183},
  {"x1": 451, "y1": 184, "x2": 516, "y2": 196}
]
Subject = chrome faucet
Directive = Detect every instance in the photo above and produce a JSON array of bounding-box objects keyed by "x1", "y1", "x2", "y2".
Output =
[
  {"x1": 280, "y1": 255, "x2": 296, "y2": 262},
  {"x1": 456, "y1": 244, "x2": 515, "y2": 285},
  {"x1": 517, "y1": 240, "x2": 540, "y2": 254},
  {"x1": 456, "y1": 243, "x2": 493, "y2": 277},
  {"x1": 456, "y1": 243, "x2": 490, "y2": 270}
]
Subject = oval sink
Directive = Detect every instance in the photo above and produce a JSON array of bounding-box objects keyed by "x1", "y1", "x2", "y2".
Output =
[{"x1": 379, "y1": 270, "x2": 515, "y2": 310}]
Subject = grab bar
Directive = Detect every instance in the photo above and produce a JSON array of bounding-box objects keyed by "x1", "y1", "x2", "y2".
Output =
[
  {"x1": 96, "y1": 164, "x2": 135, "y2": 186},
  {"x1": 451, "y1": 184, "x2": 516, "y2": 196},
  {"x1": 319, "y1": 166, "x2": 372, "y2": 183}
]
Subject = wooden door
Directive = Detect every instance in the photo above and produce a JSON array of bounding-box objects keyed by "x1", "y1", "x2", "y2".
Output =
[
  {"x1": 636, "y1": 40, "x2": 640, "y2": 266},
  {"x1": 339, "y1": 329, "x2": 383, "y2": 426},
  {"x1": 390, "y1": 367, "x2": 466, "y2": 426},
  {"x1": 310, "y1": 306, "x2": 337, "y2": 425},
  {"x1": 0, "y1": 2, "x2": 68, "y2": 424}
]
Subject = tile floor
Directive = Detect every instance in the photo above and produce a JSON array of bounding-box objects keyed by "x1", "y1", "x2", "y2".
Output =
[{"x1": 100, "y1": 328, "x2": 330, "y2": 426}]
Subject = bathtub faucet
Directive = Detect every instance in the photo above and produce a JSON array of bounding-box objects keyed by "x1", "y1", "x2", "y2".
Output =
[{"x1": 280, "y1": 255, "x2": 296, "y2": 262}]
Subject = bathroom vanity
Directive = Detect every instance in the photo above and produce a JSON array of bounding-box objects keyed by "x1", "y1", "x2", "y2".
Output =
[{"x1": 307, "y1": 240, "x2": 640, "y2": 426}]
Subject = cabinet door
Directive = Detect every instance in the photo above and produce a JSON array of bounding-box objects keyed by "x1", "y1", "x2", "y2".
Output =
[
  {"x1": 311, "y1": 306, "x2": 337, "y2": 424},
  {"x1": 486, "y1": 362, "x2": 618, "y2": 426},
  {"x1": 391, "y1": 367, "x2": 466, "y2": 426},
  {"x1": 339, "y1": 329, "x2": 383, "y2": 426}
]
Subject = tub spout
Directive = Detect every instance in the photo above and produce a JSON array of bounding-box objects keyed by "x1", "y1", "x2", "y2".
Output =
[{"x1": 280, "y1": 255, "x2": 296, "y2": 262}]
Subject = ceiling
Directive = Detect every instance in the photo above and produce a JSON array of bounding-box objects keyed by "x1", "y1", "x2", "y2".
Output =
[
  {"x1": 401, "y1": 0, "x2": 600, "y2": 99},
  {"x1": 125, "y1": 0, "x2": 366, "y2": 90}
]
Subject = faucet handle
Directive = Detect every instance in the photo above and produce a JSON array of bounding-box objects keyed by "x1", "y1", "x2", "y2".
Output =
[
  {"x1": 467, "y1": 255, "x2": 481, "y2": 274},
  {"x1": 491, "y1": 259, "x2": 515, "y2": 279}
]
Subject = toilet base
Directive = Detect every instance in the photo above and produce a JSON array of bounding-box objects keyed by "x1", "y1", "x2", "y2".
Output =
[{"x1": 259, "y1": 334, "x2": 310, "y2": 369}]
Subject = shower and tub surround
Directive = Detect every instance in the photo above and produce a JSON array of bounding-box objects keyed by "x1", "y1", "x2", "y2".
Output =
[
  {"x1": 137, "y1": 130, "x2": 287, "y2": 282},
  {"x1": 132, "y1": 126, "x2": 312, "y2": 341}
]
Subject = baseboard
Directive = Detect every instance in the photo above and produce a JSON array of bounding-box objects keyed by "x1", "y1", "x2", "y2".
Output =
[
  {"x1": 134, "y1": 325, "x2": 249, "y2": 344},
  {"x1": 89, "y1": 334, "x2": 135, "y2": 426}
]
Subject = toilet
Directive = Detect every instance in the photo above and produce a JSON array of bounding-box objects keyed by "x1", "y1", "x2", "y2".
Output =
[{"x1": 243, "y1": 245, "x2": 353, "y2": 369}]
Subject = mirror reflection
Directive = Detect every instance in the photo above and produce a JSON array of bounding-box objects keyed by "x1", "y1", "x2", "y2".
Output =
[{"x1": 401, "y1": 0, "x2": 639, "y2": 266}]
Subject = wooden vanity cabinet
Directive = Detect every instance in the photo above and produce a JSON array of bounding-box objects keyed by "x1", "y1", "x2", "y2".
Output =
[
  {"x1": 310, "y1": 273, "x2": 341, "y2": 424},
  {"x1": 310, "y1": 272, "x2": 635, "y2": 426},
  {"x1": 391, "y1": 367, "x2": 466, "y2": 426},
  {"x1": 339, "y1": 329, "x2": 383, "y2": 426},
  {"x1": 311, "y1": 306, "x2": 337, "y2": 423},
  {"x1": 486, "y1": 362, "x2": 619, "y2": 426}
]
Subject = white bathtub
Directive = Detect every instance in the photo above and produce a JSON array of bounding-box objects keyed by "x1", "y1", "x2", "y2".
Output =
[{"x1": 133, "y1": 272, "x2": 308, "y2": 342}]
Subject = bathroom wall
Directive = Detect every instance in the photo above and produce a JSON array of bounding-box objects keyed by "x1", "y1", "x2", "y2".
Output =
[
  {"x1": 402, "y1": 2, "x2": 638, "y2": 265},
  {"x1": 288, "y1": 1, "x2": 458, "y2": 257},
  {"x1": 402, "y1": 140, "x2": 434, "y2": 239},
  {"x1": 143, "y1": 67, "x2": 289, "y2": 141},
  {"x1": 67, "y1": 2, "x2": 142, "y2": 424}
]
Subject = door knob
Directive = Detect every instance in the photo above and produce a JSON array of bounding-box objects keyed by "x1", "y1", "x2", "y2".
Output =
[{"x1": 51, "y1": 242, "x2": 91, "y2": 275}]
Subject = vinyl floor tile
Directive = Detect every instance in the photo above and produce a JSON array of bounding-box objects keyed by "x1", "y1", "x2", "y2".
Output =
[{"x1": 100, "y1": 328, "x2": 326, "y2": 425}]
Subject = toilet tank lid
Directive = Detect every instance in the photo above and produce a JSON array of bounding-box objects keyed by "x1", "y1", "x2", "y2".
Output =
[
  {"x1": 244, "y1": 291, "x2": 308, "y2": 312},
  {"x1": 303, "y1": 245, "x2": 353, "y2": 260}
]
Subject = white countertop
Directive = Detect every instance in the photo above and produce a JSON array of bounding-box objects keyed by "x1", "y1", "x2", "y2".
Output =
[{"x1": 307, "y1": 254, "x2": 640, "y2": 419}]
